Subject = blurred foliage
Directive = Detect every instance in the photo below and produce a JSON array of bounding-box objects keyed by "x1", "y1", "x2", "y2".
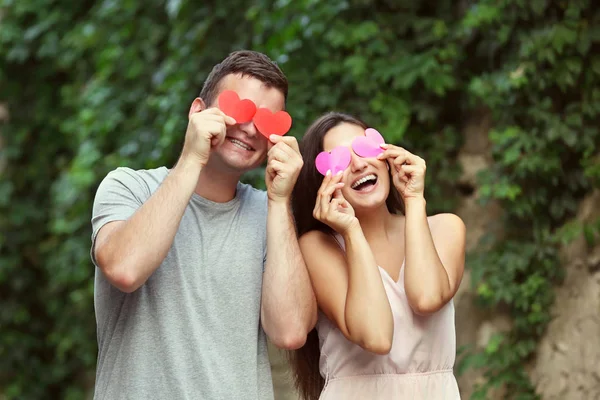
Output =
[{"x1": 0, "y1": 0, "x2": 599, "y2": 399}]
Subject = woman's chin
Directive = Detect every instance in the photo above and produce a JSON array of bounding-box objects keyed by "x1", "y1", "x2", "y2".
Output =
[{"x1": 348, "y1": 195, "x2": 389, "y2": 215}]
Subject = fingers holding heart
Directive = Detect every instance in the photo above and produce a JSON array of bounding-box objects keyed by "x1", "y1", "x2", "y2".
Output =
[
  {"x1": 266, "y1": 144, "x2": 295, "y2": 201},
  {"x1": 268, "y1": 141, "x2": 303, "y2": 178},
  {"x1": 266, "y1": 159, "x2": 284, "y2": 180},
  {"x1": 268, "y1": 144, "x2": 292, "y2": 163},
  {"x1": 377, "y1": 145, "x2": 408, "y2": 164},
  {"x1": 319, "y1": 172, "x2": 344, "y2": 199},
  {"x1": 396, "y1": 163, "x2": 424, "y2": 182},
  {"x1": 332, "y1": 187, "x2": 351, "y2": 211},
  {"x1": 314, "y1": 173, "x2": 344, "y2": 218},
  {"x1": 313, "y1": 172, "x2": 357, "y2": 233},
  {"x1": 377, "y1": 145, "x2": 426, "y2": 197},
  {"x1": 269, "y1": 134, "x2": 300, "y2": 153},
  {"x1": 319, "y1": 182, "x2": 336, "y2": 215},
  {"x1": 378, "y1": 146, "x2": 424, "y2": 170},
  {"x1": 329, "y1": 198, "x2": 348, "y2": 215}
]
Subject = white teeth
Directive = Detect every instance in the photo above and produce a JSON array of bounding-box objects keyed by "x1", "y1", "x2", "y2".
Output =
[
  {"x1": 229, "y1": 138, "x2": 253, "y2": 151},
  {"x1": 351, "y1": 174, "x2": 377, "y2": 189}
]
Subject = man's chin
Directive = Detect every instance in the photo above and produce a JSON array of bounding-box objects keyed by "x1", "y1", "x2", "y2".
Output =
[
  {"x1": 226, "y1": 163, "x2": 260, "y2": 175},
  {"x1": 211, "y1": 152, "x2": 263, "y2": 175}
]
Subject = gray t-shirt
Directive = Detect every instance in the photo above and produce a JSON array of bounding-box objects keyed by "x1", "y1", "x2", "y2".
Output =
[{"x1": 90, "y1": 166, "x2": 273, "y2": 400}]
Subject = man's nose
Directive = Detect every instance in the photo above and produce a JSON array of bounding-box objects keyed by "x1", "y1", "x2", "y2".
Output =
[{"x1": 239, "y1": 121, "x2": 259, "y2": 138}]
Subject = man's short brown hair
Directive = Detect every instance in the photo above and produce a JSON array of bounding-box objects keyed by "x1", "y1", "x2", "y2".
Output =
[{"x1": 199, "y1": 50, "x2": 288, "y2": 106}]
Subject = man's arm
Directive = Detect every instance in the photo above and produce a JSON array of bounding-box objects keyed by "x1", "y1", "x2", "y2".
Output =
[
  {"x1": 261, "y1": 200, "x2": 317, "y2": 349},
  {"x1": 93, "y1": 107, "x2": 235, "y2": 292},
  {"x1": 260, "y1": 134, "x2": 317, "y2": 349},
  {"x1": 93, "y1": 158, "x2": 201, "y2": 293}
]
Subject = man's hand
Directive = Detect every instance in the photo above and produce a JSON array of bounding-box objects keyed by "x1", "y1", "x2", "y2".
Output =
[
  {"x1": 181, "y1": 108, "x2": 237, "y2": 167},
  {"x1": 265, "y1": 135, "x2": 303, "y2": 203}
]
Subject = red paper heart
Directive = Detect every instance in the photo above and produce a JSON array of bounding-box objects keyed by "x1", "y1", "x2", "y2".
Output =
[
  {"x1": 253, "y1": 108, "x2": 292, "y2": 137},
  {"x1": 217, "y1": 90, "x2": 256, "y2": 123}
]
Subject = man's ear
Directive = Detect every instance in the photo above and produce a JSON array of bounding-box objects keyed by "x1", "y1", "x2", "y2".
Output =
[{"x1": 188, "y1": 97, "x2": 207, "y2": 119}]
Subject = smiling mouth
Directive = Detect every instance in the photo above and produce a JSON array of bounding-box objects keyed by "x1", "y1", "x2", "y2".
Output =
[
  {"x1": 227, "y1": 138, "x2": 255, "y2": 151},
  {"x1": 351, "y1": 174, "x2": 378, "y2": 191}
]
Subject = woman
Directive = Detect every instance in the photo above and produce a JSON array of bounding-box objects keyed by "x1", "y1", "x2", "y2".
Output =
[{"x1": 290, "y1": 112, "x2": 465, "y2": 399}]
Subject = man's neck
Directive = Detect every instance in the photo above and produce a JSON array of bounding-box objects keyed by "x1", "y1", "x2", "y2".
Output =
[{"x1": 195, "y1": 161, "x2": 241, "y2": 203}]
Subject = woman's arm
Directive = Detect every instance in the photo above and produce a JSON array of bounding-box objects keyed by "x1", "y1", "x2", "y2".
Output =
[
  {"x1": 376, "y1": 144, "x2": 466, "y2": 315},
  {"x1": 403, "y1": 198, "x2": 466, "y2": 315},
  {"x1": 300, "y1": 226, "x2": 393, "y2": 355}
]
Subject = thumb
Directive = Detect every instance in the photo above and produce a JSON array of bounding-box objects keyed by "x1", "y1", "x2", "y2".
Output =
[
  {"x1": 333, "y1": 187, "x2": 345, "y2": 200},
  {"x1": 269, "y1": 134, "x2": 283, "y2": 144},
  {"x1": 330, "y1": 198, "x2": 341, "y2": 210},
  {"x1": 333, "y1": 189, "x2": 350, "y2": 209},
  {"x1": 225, "y1": 116, "x2": 237, "y2": 125}
]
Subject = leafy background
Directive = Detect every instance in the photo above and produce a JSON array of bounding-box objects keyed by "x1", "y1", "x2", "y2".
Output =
[{"x1": 1, "y1": 0, "x2": 599, "y2": 399}]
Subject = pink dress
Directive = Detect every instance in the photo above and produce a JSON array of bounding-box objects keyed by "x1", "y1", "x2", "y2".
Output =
[{"x1": 316, "y1": 236, "x2": 460, "y2": 399}]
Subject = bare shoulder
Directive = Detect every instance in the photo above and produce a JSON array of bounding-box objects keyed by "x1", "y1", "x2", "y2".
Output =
[
  {"x1": 427, "y1": 213, "x2": 466, "y2": 242},
  {"x1": 298, "y1": 230, "x2": 348, "y2": 277},
  {"x1": 299, "y1": 229, "x2": 341, "y2": 253}
]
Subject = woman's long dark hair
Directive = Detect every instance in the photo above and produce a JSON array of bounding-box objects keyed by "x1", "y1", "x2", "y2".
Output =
[{"x1": 289, "y1": 112, "x2": 404, "y2": 400}]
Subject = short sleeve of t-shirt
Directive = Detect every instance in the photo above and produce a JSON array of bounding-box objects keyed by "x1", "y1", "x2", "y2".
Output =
[{"x1": 90, "y1": 167, "x2": 150, "y2": 266}]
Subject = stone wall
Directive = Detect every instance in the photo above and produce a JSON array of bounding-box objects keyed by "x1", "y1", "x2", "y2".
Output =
[
  {"x1": 452, "y1": 111, "x2": 600, "y2": 399},
  {"x1": 453, "y1": 108, "x2": 509, "y2": 399},
  {"x1": 530, "y1": 191, "x2": 600, "y2": 399}
]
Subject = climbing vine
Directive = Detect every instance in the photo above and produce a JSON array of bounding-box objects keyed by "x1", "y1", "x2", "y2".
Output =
[{"x1": 454, "y1": 1, "x2": 600, "y2": 397}]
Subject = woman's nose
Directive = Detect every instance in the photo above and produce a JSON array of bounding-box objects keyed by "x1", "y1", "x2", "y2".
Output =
[{"x1": 350, "y1": 152, "x2": 368, "y2": 172}]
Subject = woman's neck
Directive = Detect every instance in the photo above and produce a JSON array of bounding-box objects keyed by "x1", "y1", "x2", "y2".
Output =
[{"x1": 356, "y1": 205, "x2": 399, "y2": 242}]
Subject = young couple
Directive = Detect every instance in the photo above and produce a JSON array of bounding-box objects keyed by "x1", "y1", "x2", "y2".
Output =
[{"x1": 90, "y1": 50, "x2": 465, "y2": 400}]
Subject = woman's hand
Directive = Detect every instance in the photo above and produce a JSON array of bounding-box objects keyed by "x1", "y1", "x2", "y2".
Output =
[
  {"x1": 313, "y1": 172, "x2": 358, "y2": 234},
  {"x1": 377, "y1": 145, "x2": 426, "y2": 201}
]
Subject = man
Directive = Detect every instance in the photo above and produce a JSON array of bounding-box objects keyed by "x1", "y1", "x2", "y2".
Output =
[{"x1": 90, "y1": 50, "x2": 316, "y2": 399}]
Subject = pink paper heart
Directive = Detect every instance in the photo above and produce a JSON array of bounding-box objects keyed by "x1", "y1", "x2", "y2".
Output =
[
  {"x1": 352, "y1": 128, "x2": 385, "y2": 158},
  {"x1": 315, "y1": 146, "x2": 351, "y2": 176}
]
